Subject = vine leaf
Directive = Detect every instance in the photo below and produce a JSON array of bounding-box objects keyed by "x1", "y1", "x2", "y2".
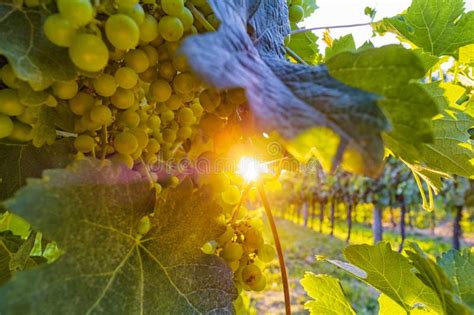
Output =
[
  {"x1": 377, "y1": 294, "x2": 429, "y2": 315},
  {"x1": 0, "y1": 3, "x2": 77, "y2": 90},
  {"x1": 0, "y1": 160, "x2": 236, "y2": 314},
  {"x1": 405, "y1": 243, "x2": 472, "y2": 314},
  {"x1": 342, "y1": 243, "x2": 442, "y2": 313},
  {"x1": 325, "y1": 34, "x2": 356, "y2": 60},
  {"x1": 380, "y1": 0, "x2": 474, "y2": 56},
  {"x1": 288, "y1": 22, "x2": 320, "y2": 64},
  {"x1": 0, "y1": 232, "x2": 45, "y2": 286},
  {"x1": 0, "y1": 139, "x2": 75, "y2": 201},
  {"x1": 301, "y1": 273, "x2": 355, "y2": 315},
  {"x1": 438, "y1": 249, "x2": 474, "y2": 309},
  {"x1": 418, "y1": 83, "x2": 474, "y2": 178},
  {"x1": 326, "y1": 45, "x2": 440, "y2": 166},
  {"x1": 182, "y1": 0, "x2": 389, "y2": 176}
]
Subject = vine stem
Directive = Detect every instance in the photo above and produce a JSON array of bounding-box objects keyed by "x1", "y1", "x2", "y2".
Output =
[
  {"x1": 291, "y1": 22, "x2": 372, "y2": 35},
  {"x1": 257, "y1": 180, "x2": 291, "y2": 315},
  {"x1": 285, "y1": 47, "x2": 307, "y2": 65},
  {"x1": 187, "y1": 2, "x2": 216, "y2": 32}
]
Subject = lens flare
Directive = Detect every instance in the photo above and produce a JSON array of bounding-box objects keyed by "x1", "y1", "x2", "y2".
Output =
[{"x1": 237, "y1": 157, "x2": 268, "y2": 182}]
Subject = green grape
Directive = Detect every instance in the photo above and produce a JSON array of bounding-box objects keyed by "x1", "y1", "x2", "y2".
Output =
[
  {"x1": 136, "y1": 215, "x2": 151, "y2": 235},
  {"x1": 93, "y1": 74, "x2": 117, "y2": 97},
  {"x1": 146, "y1": 138, "x2": 161, "y2": 153},
  {"x1": 9, "y1": 122, "x2": 32, "y2": 142},
  {"x1": 177, "y1": 107, "x2": 195, "y2": 125},
  {"x1": 289, "y1": 4, "x2": 304, "y2": 23},
  {"x1": 200, "y1": 113, "x2": 225, "y2": 136},
  {"x1": 243, "y1": 227, "x2": 263, "y2": 251},
  {"x1": 150, "y1": 79, "x2": 172, "y2": 102},
  {"x1": 250, "y1": 274, "x2": 266, "y2": 291},
  {"x1": 190, "y1": 102, "x2": 204, "y2": 117},
  {"x1": 0, "y1": 64, "x2": 20, "y2": 89},
  {"x1": 111, "y1": 153, "x2": 134, "y2": 169},
  {"x1": 161, "y1": 0, "x2": 185, "y2": 16},
  {"x1": 173, "y1": 73, "x2": 194, "y2": 94},
  {"x1": 201, "y1": 241, "x2": 216, "y2": 255},
  {"x1": 111, "y1": 88, "x2": 135, "y2": 109},
  {"x1": 284, "y1": 34, "x2": 291, "y2": 45},
  {"x1": 57, "y1": 0, "x2": 94, "y2": 27},
  {"x1": 25, "y1": 0, "x2": 40, "y2": 7},
  {"x1": 158, "y1": 16, "x2": 184, "y2": 42},
  {"x1": 139, "y1": 14, "x2": 159, "y2": 42},
  {"x1": 110, "y1": 49, "x2": 126, "y2": 61},
  {"x1": 17, "y1": 107, "x2": 38, "y2": 125},
  {"x1": 116, "y1": 0, "x2": 139, "y2": 8},
  {"x1": 162, "y1": 128, "x2": 177, "y2": 143},
  {"x1": 241, "y1": 264, "x2": 262, "y2": 287},
  {"x1": 199, "y1": 89, "x2": 221, "y2": 113},
  {"x1": 160, "y1": 110, "x2": 175, "y2": 123},
  {"x1": 124, "y1": 49, "x2": 150, "y2": 73},
  {"x1": 131, "y1": 147, "x2": 142, "y2": 160},
  {"x1": 215, "y1": 100, "x2": 237, "y2": 118},
  {"x1": 119, "y1": 109, "x2": 140, "y2": 128},
  {"x1": 0, "y1": 89, "x2": 24, "y2": 116},
  {"x1": 172, "y1": 54, "x2": 189, "y2": 72},
  {"x1": 69, "y1": 92, "x2": 95, "y2": 115},
  {"x1": 45, "y1": 95, "x2": 58, "y2": 108},
  {"x1": 206, "y1": 14, "x2": 220, "y2": 29},
  {"x1": 79, "y1": 114, "x2": 101, "y2": 131},
  {"x1": 131, "y1": 129, "x2": 149, "y2": 149},
  {"x1": 119, "y1": 3, "x2": 145, "y2": 25},
  {"x1": 165, "y1": 94, "x2": 183, "y2": 110},
  {"x1": 177, "y1": 126, "x2": 192, "y2": 139},
  {"x1": 176, "y1": 7, "x2": 194, "y2": 31},
  {"x1": 221, "y1": 242, "x2": 243, "y2": 262},
  {"x1": 159, "y1": 61, "x2": 177, "y2": 81},
  {"x1": 43, "y1": 14, "x2": 76, "y2": 47},
  {"x1": 74, "y1": 134, "x2": 95, "y2": 152},
  {"x1": 147, "y1": 115, "x2": 161, "y2": 130},
  {"x1": 0, "y1": 114, "x2": 14, "y2": 139},
  {"x1": 216, "y1": 225, "x2": 234, "y2": 245},
  {"x1": 69, "y1": 34, "x2": 109, "y2": 72},
  {"x1": 106, "y1": 14, "x2": 140, "y2": 50},
  {"x1": 139, "y1": 67, "x2": 158, "y2": 83},
  {"x1": 115, "y1": 67, "x2": 138, "y2": 89},
  {"x1": 52, "y1": 80, "x2": 78, "y2": 100},
  {"x1": 258, "y1": 244, "x2": 276, "y2": 263},
  {"x1": 157, "y1": 45, "x2": 169, "y2": 62},
  {"x1": 89, "y1": 105, "x2": 113, "y2": 125},
  {"x1": 114, "y1": 131, "x2": 139, "y2": 155},
  {"x1": 227, "y1": 88, "x2": 247, "y2": 105},
  {"x1": 222, "y1": 185, "x2": 241, "y2": 205},
  {"x1": 142, "y1": 45, "x2": 159, "y2": 66}
]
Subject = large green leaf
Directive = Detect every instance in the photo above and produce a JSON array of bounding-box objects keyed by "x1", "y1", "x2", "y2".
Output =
[
  {"x1": 378, "y1": 294, "x2": 434, "y2": 315},
  {"x1": 326, "y1": 45, "x2": 439, "y2": 163},
  {"x1": 325, "y1": 34, "x2": 356, "y2": 60},
  {"x1": 0, "y1": 160, "x2": 236, "y2": 314},
  {"x1": 419, "y1": 83, "x2": 474, "y2": 178},
  {"x1": 343, "y1": 242, "x2": 442, "y2": 313},
  {"x1": 0, "y1": 139, "x2": 75, "y2": 201},
  {"x1": 382, "y1": 0, "x2": 474, "y2": 56},
  {"x1": 183, "y1": 0, "x2": 389, "y2": 176},
  {"x1": 301, "y1": 273, "x2": 355, "y2": 315},
  {"x1": 0, "y1": 3, "x2": 77, "y2": 90},
  {"x1": 438, "y1": 249, "x2": 474, "y2": 309},
  {"x1": 405, "y1": 243, "x2": 472, "y2": 314}
]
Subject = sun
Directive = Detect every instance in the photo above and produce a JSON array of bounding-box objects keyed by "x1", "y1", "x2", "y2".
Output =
[{"x1": 237, "y1": 157, "x2": 268, "y2": 182}]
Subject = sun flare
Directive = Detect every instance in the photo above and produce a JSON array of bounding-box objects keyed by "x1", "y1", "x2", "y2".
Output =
[{"x1": 237, "y1": 157, "x2": 268, "y2": 182}]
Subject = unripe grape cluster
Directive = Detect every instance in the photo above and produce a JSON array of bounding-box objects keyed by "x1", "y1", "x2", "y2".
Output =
[{"x1": 0, "y1": 0, "x2": 246, "y2": 173}]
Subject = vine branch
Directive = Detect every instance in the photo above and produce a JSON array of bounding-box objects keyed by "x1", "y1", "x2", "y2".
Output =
[
  {"x1": 257, "y1": 181, "x2": 291, "y2": 315},
  {"x1": 291, "y1": 22, "x2": 372, "y2": 35}
]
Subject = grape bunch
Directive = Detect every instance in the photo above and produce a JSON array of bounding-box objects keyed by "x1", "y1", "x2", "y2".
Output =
[
  {"x1": 0, "y1": 0, "x2": 246, "y2": 180},
  {"x1": 201, "y1": 178, "x2": 276, "y2": 298}
]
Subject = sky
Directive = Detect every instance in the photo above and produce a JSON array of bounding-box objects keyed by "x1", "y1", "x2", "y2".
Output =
[{"x1": 303, "y1": 0, "x2": 474, "y2": 51}]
